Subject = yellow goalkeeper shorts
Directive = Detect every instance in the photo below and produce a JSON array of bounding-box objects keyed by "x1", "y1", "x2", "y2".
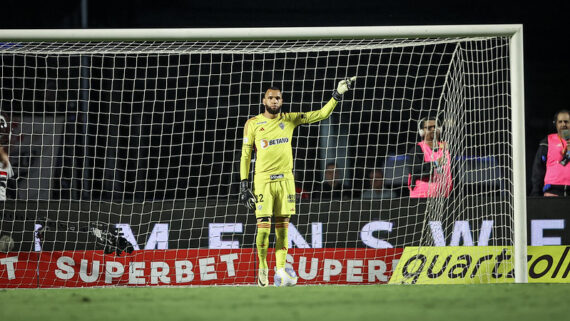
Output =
[{"x1": 253, "y1": 179, "x2": 296, "y2": 218}]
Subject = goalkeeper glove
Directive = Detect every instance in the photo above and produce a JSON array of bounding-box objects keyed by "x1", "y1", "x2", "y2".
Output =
[
  {"x1": 239, "y1": 180, "x2": 256, "y2": 210},
  {"x1": 332, "y1": 76, "x2": 357, "y2": 101}
]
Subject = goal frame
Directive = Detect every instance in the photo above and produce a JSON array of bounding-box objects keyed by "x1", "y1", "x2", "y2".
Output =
[{"x1": 0, "y1": 24, "x2": 527, "y2": 283}]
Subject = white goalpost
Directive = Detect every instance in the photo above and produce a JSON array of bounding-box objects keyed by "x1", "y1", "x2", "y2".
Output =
[{"x1": 0, "y1": 25, "x2": 527, "y2": 287}]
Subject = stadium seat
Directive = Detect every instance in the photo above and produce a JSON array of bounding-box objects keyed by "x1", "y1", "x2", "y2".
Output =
[
  {"x1": 382, "y1": 154, "x2": 411, "y2": 188},
  {"x1": 457, "y1": 155, "x2": 505, "y2": 192}
]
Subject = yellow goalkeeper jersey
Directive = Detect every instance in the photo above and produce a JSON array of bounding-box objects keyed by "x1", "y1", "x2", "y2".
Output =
[{"x1": 240, "y1": 97, "x2": 339, "y2": 184}]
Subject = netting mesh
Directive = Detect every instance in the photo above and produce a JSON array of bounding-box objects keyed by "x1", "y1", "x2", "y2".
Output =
[{"x1": 0, "y1": 35, "x2": 514, "y2": 287}]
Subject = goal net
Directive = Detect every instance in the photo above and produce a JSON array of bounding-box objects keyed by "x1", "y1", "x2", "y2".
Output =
[{"x1": 0, "y1": 26, "x2": 526, "y2": 287}]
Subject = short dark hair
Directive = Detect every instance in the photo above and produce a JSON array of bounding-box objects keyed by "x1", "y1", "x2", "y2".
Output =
[
  {"x1": 369, "y1": 168, "x2": 383, "y2": 179},
  {"x1": 419, "y1": 116, "x2": 439, "y2": 128},
  {"x1": 262, "y1": 86, "x2": 282, "y2": 99},
  {"x1": 325, "y1": 161, "x2": 337, "y2": 169},
  {"x1": 554, "y1": 109, "x2": 570, "y2": 123}
]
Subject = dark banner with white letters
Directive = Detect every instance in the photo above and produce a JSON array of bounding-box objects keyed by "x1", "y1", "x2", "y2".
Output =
[{"x1": 0, "y1": 197, "x2": 567, "y2": 252}]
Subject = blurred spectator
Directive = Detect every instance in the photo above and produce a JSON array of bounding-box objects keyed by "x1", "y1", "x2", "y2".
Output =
[
  {"x1": 530, "y1": 109, "x2": 570, "y2": 197},
  {"x1": 0, "y1": 114, "x2": 14, "y2": 201},
  {"x1": 361, "y1": 169, "x2": 396, "y2": 199},
  {"x1": 407, "y1": 116, "x2": 452, "y2": 198},
  {"x1": 313, "y1": 162, "x2": 347, "y2": 199}
]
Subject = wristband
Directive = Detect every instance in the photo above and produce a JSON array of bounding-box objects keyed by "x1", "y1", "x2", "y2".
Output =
[{"x1": 332, "y1": 90, "x2": 342, "y2": 101}]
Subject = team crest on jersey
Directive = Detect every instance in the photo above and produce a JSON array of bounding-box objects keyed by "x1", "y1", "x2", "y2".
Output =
[
  {"x1": 259, "y1": 137, "x2": 289, "y2": 149},
  {"x1": 287, "y1": 194, "x2": 295, "y2": 203},
  {"x1": 279, "y1": 123, "x2": 285, "y2": 130}
]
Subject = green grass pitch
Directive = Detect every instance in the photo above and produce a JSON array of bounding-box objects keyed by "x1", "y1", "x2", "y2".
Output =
[{"x1": 1, "y1": 284, "x2": 568, "y2": 321}]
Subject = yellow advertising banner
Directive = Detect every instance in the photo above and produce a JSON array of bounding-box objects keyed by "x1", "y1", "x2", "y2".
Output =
[
  {"x1": 527, "y1": 246, "x2": 570, "y2": 283},
  {"x1": 389, "y1": 246, "x2": 570, "y2": 284}
]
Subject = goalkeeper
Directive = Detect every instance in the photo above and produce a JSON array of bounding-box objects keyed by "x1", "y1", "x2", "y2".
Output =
[{"x1": 239, "y1": 77, "x2": 356, "y2": 287}]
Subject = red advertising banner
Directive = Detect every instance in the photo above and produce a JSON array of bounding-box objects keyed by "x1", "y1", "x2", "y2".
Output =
[
  {"x1": 0, "y1": 252, "x2": 39, "y2": 288},
  {"x1": 0, "y1": 248, "x2": 402, "y2": 288}
]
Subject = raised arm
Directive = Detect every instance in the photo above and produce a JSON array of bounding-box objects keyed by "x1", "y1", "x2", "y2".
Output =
[{"x1": 301, "y1": 77, "x2": 356, "y2": 124}]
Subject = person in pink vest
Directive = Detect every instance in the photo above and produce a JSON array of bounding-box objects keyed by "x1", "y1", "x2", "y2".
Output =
[
  {"x1": 531, "y1": 109, "x2": 570, "y2": 197},
  {"x1": 407, "y1": 116, "x2": 452, "y2": 198}
]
